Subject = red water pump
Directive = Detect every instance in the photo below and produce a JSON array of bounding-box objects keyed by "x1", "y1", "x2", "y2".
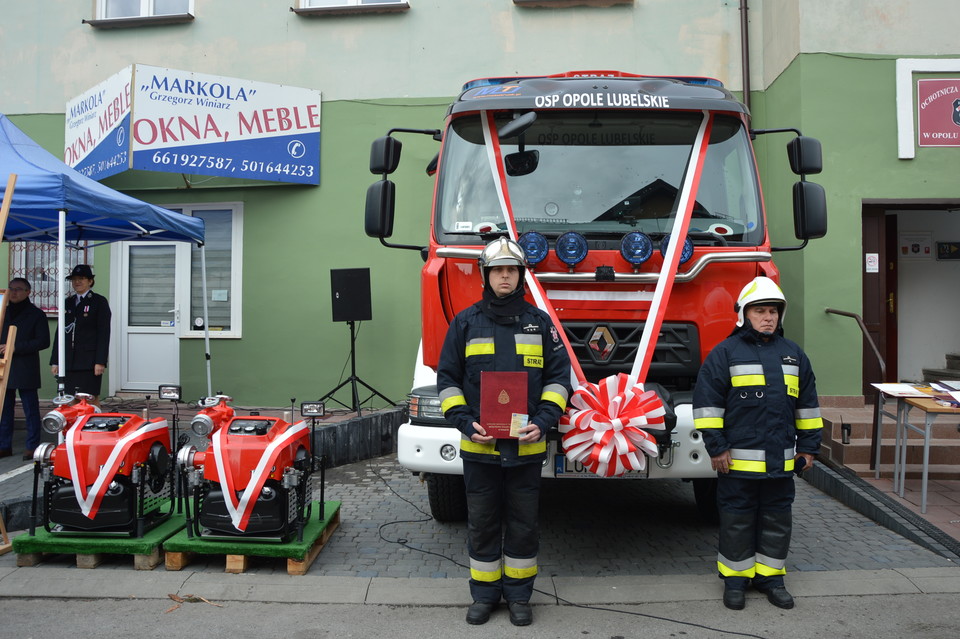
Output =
[
  {"x1": 177, "y1": 395, "x2": 318, "y2": 542},
  {"x1": 30, "y1": 393, "x2": 175, "y2": 537}
]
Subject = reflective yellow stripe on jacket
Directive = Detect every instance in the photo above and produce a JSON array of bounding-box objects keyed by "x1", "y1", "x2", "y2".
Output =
[
  {"x1": 729, "y1": 364, "x2": 765, "y2": 387},
  {"x1": 795, "y1": 407, "x2": 823, "y2": 431},
  {"x1": 693, "y1": 406, "x2": 724, "y2": 430}
]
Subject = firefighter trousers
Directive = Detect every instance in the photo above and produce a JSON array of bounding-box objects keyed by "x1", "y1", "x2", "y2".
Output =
[
  {"x1": 716, "y1": 475, "x2": 795, "y2": 591},
  {"x1": 462, "y1": 459, "x2": 540, "y2": 604}
]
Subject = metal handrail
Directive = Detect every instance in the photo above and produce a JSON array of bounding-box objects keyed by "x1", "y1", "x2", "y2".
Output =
[{"x1": 824, "y1": 308, "x2": 888, "y2": 471}]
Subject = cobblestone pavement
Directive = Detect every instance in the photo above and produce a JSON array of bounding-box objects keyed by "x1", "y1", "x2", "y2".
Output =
[
  {"x1": 2, "y1": 453, "x2": 954, "y2": 578},
  {"x1": 185, "y1": 455, "x2": 954, "y2": 578}
]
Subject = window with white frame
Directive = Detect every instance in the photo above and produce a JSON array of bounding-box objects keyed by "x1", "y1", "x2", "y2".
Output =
[
  {"x1": 293, "y1": 0, "x2": 409, "y2": 15},
  {"x1": 170, "y1": 205, "x2": 243, "y2": 338},
  {"x1": 7, "y1": 242, "x2": 93, "y2": 315},
  {"x1": 301, "y1": 0, "x2": 405, "y2": 6},
  {"x1": 97, "y1": 0, "x2": 193, "y2": 19}
]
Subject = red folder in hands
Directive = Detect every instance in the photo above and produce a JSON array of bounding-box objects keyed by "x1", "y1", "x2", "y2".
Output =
[{"x1": 480, "y1": 371, "x2": 528, "y2": 439}]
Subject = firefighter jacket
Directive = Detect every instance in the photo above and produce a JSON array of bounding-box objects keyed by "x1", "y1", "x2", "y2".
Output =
[
  {"x1": 437, "y1": 302, "x2": 571, "y2": 467},
  {"x1": 692, "y1": 325, "x2": 822, "y2": 479}
]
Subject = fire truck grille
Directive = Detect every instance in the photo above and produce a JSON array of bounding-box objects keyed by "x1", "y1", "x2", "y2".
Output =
[{"x1": 561, "y1": 321, "x2": 700, "y2": 384}]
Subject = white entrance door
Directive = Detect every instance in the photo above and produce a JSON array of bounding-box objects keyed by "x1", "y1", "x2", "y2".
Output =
[{"x1": 119, "y1": 242, "x2": 179, "y2": 391}]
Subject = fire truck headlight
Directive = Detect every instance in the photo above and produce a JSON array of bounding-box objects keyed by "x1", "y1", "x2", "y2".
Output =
[
  {"x1": 440, "y1": 444, "x2": 457, "y2": 462},
  {"x1": 407, "y1": 390, "x2": 444, "y2": 424},
  {"x1": 518, "y1": 231, "x2": 548, "y2": 266},
  {"x1": 555, "y1": 231, "x2": 588, "y2": 268},
  {"x1": 42, "y1": 412, "x2": 67, "y2": 434},
  {"x1": 659, "y1": 234, "x2": 694, "y2": 265},
  {"x1": 620, "y1": 231, "x2": 653, "y2": 266},
  {"x1": 191, "y1": 414, "x2": 215, "y2": 437}
]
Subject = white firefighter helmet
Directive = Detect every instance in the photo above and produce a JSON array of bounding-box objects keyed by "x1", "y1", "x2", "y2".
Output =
[
  {"x1": 478, "y1": 237, "x2": 528, "y2": 271},
  {"x1": 735, "y1": 276, "x2": 786, "y2": 327}
]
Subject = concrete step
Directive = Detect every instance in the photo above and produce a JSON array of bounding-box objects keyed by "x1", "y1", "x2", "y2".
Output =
[
  {"x1": 824, "y1": 436, "x2": 960, "y2": 465},
  {"x1": 822, "y1": 416, "x2": 960, "y2": 441},
  {"x1": 922, "y1": 368, "x2": 960, "y2": 382},
  {"x1": 843, "y1": 462, "x2": 960, "y2": 481},
  {"x1": 947, "y1": 353, "x2": 960, "y2": 371}
]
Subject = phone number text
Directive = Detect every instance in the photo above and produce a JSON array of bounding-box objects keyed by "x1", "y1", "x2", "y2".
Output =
[{"x1": 149, "y1": 151, "x2": 316, "y2": 178}]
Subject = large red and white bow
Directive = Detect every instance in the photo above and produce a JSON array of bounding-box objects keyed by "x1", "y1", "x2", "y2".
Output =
[{"x1": 559, "y1": 374, "x2": 665, "y2": 477}]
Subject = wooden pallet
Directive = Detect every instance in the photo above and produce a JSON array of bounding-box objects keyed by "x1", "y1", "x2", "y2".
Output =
[
  {"x1": 16, "y1": 546, "x2": 163, "y2": 570},
  {"x1": 11, "y1": 515, "x2": 185, "y2": 570},
  {"x1": 163, "y1": 501, "x2": 341, "y2": 576}
]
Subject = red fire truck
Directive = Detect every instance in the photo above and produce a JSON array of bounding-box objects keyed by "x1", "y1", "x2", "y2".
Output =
[{"x1": 364, "y1": 71, "x2": 826, "y2": 521}]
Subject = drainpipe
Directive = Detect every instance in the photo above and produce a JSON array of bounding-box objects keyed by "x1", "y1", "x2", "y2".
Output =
[{"x1": 740, "y1": 0, "x2": 751, "y2": 113}]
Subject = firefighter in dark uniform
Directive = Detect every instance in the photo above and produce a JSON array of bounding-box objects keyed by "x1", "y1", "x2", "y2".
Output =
[
  {"x1": 50, "y1": 264, "x2": 112, "y2": 406},
  {"x1": 693, "y1": 276, "x2": 822, "y2": 611},
  {"x1": 437, "y1": 237, "x2": 571, "y2": 627}
]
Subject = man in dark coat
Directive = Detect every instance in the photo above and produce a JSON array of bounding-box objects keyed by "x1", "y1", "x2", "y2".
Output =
[
  {"x1": 0, "y1": 278, "x2": 51, "y2": 459},
  {"x1": 50, "y1": 264, "x2": 111, "y2": 405}
]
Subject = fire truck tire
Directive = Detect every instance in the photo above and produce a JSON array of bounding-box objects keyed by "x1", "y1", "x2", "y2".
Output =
[
  {"x1": 425, "y1": 473, "x2": 468, "y2": 522},
  {"x1": 692, "y1": 477, "x2": 720, "y2": 523}
]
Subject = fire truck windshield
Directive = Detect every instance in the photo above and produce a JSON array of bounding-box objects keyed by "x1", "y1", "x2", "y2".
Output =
[{"x1": 435, "y1": 111, "x2": 764, "y2": 246}]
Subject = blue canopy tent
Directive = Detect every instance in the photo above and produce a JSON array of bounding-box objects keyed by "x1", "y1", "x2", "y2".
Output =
[{"x1": 0, "y1": 113, "x2": 211, "y2": 398}]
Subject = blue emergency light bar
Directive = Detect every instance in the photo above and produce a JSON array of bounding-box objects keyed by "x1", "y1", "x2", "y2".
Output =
[{"x1": 461, "y1": 72, "x2": 723, "y2": 92}]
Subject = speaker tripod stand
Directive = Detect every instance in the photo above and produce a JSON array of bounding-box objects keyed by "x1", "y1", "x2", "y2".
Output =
[{"x1": 318, "y1": 320, "x2": 395, "y2": 416}]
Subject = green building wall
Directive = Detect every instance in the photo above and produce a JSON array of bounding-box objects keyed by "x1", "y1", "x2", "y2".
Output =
[{"x1": 9, "y1": 52, "x2": 960, "y2": 406}]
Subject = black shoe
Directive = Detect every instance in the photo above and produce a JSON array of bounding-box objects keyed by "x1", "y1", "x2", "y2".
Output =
[
  {"x1": 466, "y1": 601, "x2": 496, "y2": 625},
  {"x1": 723, "y1": 588, "x2": 746, "y2": 610},
  {"x1": 22, "y1": 449, "x2": 35, "y2": 461},
  {"x1": 760, "y1": 586, "x2": 794, "y2": 609},
  {"x1": 0, "y1": 449, "x2": 12, "y2": 459},
  {"x1": 507, "y1": 601, "x2": 532, "y2": 626}
]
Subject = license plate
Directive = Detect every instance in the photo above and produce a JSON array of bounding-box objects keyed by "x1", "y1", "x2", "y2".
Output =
[{"x1": 553, "y1": 454, "x2": 648, "y2": 478}]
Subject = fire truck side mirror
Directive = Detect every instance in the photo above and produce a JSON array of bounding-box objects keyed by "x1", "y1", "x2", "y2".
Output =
[
  {"x1": 786, "y1": 136, "x2": 822, "y2": 176},
  {"x1": 365, "y1": 180, "x2": 396, "y2": 238},
  {"x1": 370, "y1": 136, "x2": 402, "y2": 175},
  {"x1": 792, "y1": 181, "x2": 827, "y2": 240}
]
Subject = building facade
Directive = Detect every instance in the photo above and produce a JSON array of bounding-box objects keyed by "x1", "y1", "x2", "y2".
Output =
[{"x1": 1, "y1": 0, "x2": 958, "y2": 406}]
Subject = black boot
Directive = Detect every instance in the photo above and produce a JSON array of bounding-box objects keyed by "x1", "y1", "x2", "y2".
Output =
[
  {"x1": 759, "y1": 586, "x2": 794, "y2": 609},
  {"x1": 466, "y1": 601, "x2": 496, "y2": 625},
  {"x1": 507, "y1": 601, "x2": 533, "y2": 626},
  {"x1": 723, "y1": 588, "x2": 746, "y2": 610}
]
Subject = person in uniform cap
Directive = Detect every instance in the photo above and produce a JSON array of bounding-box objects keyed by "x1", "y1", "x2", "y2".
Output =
[
  {"x1": 693, "y1": 276, "x2": 823, "y2": 611},
  {"x1": 437, "y1": 237, "x2": 571, "y2": 627},
  {"x1": 50, "y1": 264, "x2": 112, "y2": 406}
]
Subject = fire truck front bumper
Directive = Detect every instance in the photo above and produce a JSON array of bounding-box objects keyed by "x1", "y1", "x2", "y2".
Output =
[{"x1": 396, "y1": 423, "x2": 464, "y2": 474}]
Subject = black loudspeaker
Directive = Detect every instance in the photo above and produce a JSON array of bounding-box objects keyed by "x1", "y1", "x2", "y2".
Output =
[{"x1": 330, "y1": 268, "x2": 372, "y2": 322}]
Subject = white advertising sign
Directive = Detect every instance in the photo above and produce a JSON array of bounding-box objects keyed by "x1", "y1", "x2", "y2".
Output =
[
  {"x1": 65, "y1": 65, "x2": 321, "y2": 185},
  {"x1": 65, "y1": 66, "x2": 133, "y2": 180}
]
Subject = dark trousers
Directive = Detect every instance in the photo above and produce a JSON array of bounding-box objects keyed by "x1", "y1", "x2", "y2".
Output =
[
  {"x1": 716, "y1": 475, "x2": 795, "y2": 590},
  {"x1": 462, "y1": 459, "x2": 541, "y2": 603},
  {"x1": 0, "y1": 388, "x2": 42, "y2": 451}
]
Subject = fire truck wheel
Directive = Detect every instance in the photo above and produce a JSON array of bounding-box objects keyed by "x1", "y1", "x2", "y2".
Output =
[
  {"x1": 692, "y1": 477, "x2": 720, "y2": 523},
  {"x1": 425, "y1": 473, "x2": 468, "y2": 522}
]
